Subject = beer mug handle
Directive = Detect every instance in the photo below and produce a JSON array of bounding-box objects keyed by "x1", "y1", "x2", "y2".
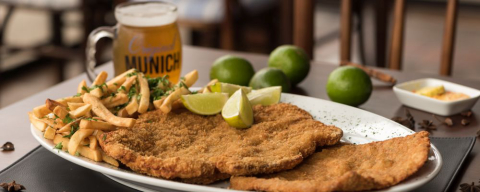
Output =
[{"x1": 86, "y1": 26, "x2": 114, "y2": 82}]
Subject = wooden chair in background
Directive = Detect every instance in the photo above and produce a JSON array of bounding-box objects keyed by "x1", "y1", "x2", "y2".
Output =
[{"x1": 340, "y1": 0, "x2": 459, "y2": 76}]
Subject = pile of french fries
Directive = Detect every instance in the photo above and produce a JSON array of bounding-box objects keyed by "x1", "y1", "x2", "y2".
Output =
[{"x1": 28, "y1": 69, "x2": 201, "y2": 166}]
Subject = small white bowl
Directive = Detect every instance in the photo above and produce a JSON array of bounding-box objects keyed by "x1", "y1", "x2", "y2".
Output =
[{"x1": 393, "y1": 78, "x2": 480, "y2": 116}]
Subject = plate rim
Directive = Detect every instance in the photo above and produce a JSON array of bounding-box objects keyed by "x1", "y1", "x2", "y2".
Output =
[{"x1": 30, "y1": 93, "x2": 442, "y2": 192}]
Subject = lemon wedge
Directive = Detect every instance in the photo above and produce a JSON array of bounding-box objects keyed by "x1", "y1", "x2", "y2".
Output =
[
  {"x1": 247, "y1": 86, "x2": 282, "y2": 106},
  {"x1": 222, "y1": 89, "x2": 253, "y2": 128},
  {"x1": 181, "y1": 93, "x2": 229, "y2": 115},
  {"x1": 210, "y1": 82, "x2": 252, "y2": 96}
]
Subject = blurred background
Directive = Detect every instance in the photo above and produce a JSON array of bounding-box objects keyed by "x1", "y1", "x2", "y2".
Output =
[{"x1": 0, "y1": 0, "x2": 479, "y2": 108}]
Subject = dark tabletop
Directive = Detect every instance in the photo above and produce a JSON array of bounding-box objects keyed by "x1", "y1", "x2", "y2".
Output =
[{"x1": 0, "y1": 45, "x2": 478, "y2": 190}]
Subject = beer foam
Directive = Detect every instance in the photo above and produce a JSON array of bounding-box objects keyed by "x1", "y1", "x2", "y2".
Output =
[{"x1": 115, "y1": 2, "x2": 178, "y2": 27}]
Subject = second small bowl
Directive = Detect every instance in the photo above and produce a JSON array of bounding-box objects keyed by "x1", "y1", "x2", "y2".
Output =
[{"x1": 393, "y1": 78, "x2": 480, "y2": 116}]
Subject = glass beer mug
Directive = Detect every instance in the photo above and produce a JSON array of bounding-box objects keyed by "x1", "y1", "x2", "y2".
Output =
[{"x1": 86, "y1": 1, "x2": 182, "y2": 83}]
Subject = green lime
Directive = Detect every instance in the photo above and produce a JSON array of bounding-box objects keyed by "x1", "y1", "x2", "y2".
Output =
[
  {"x1": 210, "y1": 55, "x2": 255, "y2": 86},
  {"x1": 181, "y1": 93, "x2": 229, "y2": 115},
  {"x1": 247, "y1": 86, "x2": 282, "y2": 106},
  {"x1": 326, "y1": 66, "x2": 372, "y2": 106},
  {"x1": 268, "y1": 45, "x2": 310, "y2": 85},
  {"x1": 210, "y1": 82, "x2": 252, "y2": 96},
  {"x1": 222, "y1": 89, "x2": 254, "y2": 129},
  {"x1": 249, "y1": 68, "x2": 291, "y2": 93}
]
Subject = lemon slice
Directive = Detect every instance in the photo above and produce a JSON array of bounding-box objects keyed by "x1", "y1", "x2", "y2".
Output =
[
  {"x1": 247, "y1": 86, "x2": 282, "y2": 106},
  {"x1": 222, "y1": 89, "x2": 253, "y2": 129},
  {"x1": 210, "y1": 82, "x2": 252, "y2": 96},
  {"x1": 181, "y1": 93, "x2": 229, "y2": 115}
]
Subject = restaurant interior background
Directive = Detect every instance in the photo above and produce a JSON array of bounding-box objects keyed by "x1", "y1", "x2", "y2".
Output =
[{"x1": 0, "y1": 0, "x2": 479, "y2": 108}]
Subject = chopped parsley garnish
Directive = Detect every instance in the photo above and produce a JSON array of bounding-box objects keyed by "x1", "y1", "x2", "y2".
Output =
[
  {"x1": 127, "y1": 87, "x2": 137, "y2": 99},
  {"x1": 54, "y1": 142, "x2": 63, "y2": 150},
  {"x1": 147, "y1": 75, "x2": 170, "y2": 89},
  {"x1": 63, "y1": 123, "x2": 79, "y2": 139},
  {"x1": 114, "y1": 103, "x2": 128, "y2": 112},
  {"x1": 191, "y1": 91, "x2": 198, "y2": 94},
  {"x1": 91, "y1": 83, "x2": 108, "y2": 92},
  {"x1": 150, "y1": 88, "x2": 165, "y2": 100},
  {"x1": 81, "y1": 86, "x2": 90, "y2": 93},
  {"x1": 126, "y1": 72, "x2": 138, "y2": 77},
  {"x1": 137, "y1": 94, "x2": 142, "y2": 101},
  {"x1": 62, "y1": 114, "x2": 74, "y2": 124},
  {"x1": 178, "y1": 81, "x2": 188, "y2": 89},
  {"x1": 113, "y1": 83, "x2": 118, "y2": 86},
  {"x1": 73, "y1": 93, "x2": 82, "y2": 97},
  {"x1": 118, "y1": 86, "x2": 127, "y2": 92},
  {"x1": 103, "y1": 134, "x2": 107, "y2": 141},
  {"x1": 101, "y1": 92, "x2": 117, "y2": 100},
  {"x1": 75, "y1": 151, "x2": 80, "y2": 156},
  {"x1": 84, "y1": 117, "x2": 98, "y2": 121}
]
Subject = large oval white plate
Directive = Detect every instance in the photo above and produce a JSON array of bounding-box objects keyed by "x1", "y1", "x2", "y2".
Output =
[{"x1": 31, "y1": 93, "x2": 442, "y2": 192}]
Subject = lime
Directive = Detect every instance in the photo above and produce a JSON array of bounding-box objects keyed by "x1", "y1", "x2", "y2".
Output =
[
  {"x1": 181, "y1": 93, "x2": 229, "y2": 115},
  {"x1": 249, "y1": 68, "x2": 291, "y2": 93},
  {"x1": 210, "y1": 82, "x2": 252, "y2": 96},
  {"x1": 268, "y1": 45, "x2": 310, "y2": 85},
  {"x1": 326, "y1": 66, "x2": 372, "y2": 106},
  {"x1": 222, "y1": 89, "x2": 254, "y2": 129},
  {"x1": 210, "y1": 55, "x2": 255, "y2": 86},
  {"x1": 247, "y1": 86, "x2": 282, "y2": 106}
]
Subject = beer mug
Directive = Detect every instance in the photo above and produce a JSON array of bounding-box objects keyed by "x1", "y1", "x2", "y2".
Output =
[{"x1": 86, "y1": 1, "x2": 182, "y2": 83}]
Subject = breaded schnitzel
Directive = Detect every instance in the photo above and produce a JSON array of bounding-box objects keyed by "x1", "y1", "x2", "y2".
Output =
[
  {"x1": 98, "y1": 103, "x2": 343, "y2": 184},
  {"x1": 230, "y1": 131, "x2": 430, "y2": 192}
]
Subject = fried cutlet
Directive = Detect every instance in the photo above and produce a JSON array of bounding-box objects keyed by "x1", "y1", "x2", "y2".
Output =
[
  {"x1": 230, "y1": 131, "x2": 430, "y2": 192},
  {"x1": 97, "y1": 103, "x2": 343, "y2": 184}
]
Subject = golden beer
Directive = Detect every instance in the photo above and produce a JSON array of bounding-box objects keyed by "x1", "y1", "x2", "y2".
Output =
[{"x1": 86, "y1": 1, "x2": 182, "y2": 83}]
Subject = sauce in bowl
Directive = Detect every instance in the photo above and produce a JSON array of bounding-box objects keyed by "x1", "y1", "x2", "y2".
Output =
[{"x1": 414, "y1": 85, "x2": 469, "y2": 101}]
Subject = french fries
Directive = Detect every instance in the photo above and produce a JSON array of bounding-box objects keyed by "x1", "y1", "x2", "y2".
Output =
[
  {"x1": 102, "y1": 93, "x2": 129, "y2": 108},
  {"x1": 102, "y1": 152, "x2": 119, "y2": 167},
  {"x1": 137, "y1": 73, "x2": 150, "y2": 113},
  {"x1": 181, "y1": 70, "x2": 198, "y2": 87},
  {"x1": 78, "y1": 80, "x2": 87, "y2": 94},
  {"x1": 88, "y1": 135, "x2": 97, "y2": 149},
  {"x1": 68, "y1": 128, "x2": 94, "y2": 156},
  {"x1": 44, "y1": 127, "x2": 56, "y2": 140},
  {"x1": 79, "y1": 119, "x2": 116, "y2": 131},
  {"x1": 160, "y1": 87, "x2": 190, "y2": 113},
  {"x1": 68, "y1": 102, "x2": 86, "y2": 111},
  {"x1": 69, "y1": 104, "x2": 92, "y2": 118},
  {"x1": 90, "y1": 71, "x2": 108, "y2": 98},
  {"x1": 46, "y1": 99, "x2": 65, "y2": 111},
  {"x1": 118, "y1": 76, "x2": 136, "y2": 94},
  {"x1": 28, "y1": 112, "x2": 47, "y2": 131},
  {"x1": 28, "y1": 69, "x2": 202, "y2": 168},
  {"x1": 77, "y1": 145, "x2": 102, "y2": 162},
  {"x1": 53, "y1": 134, "x2": 70, "y2": 151},
  {"x1": 83, "y1": 93, "x2": 136, "y2": 127},
  {"x1": 125, "y1": 95, "x2": 139, "y2": 115},
  {"x1": 106, "y1": 68, "x2": 135, "y2": 93}
]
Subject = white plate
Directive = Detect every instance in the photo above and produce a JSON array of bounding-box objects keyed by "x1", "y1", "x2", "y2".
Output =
[
  {"x1": 31, "y1": 93, "x2": 442, "y2": 192},
  {"x1": 393, "y1": 78, "x2": 480, "y2": 116}
]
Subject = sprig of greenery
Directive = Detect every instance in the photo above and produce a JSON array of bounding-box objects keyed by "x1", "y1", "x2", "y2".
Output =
[
  {"x1": 81, "y1": 86, "x2": 90, "y2": 93},
  {"x1": 127, "y1": 87, "x2": 137, "y2": 100},
  {"x1": 54, "y1": 142, "x2": 63, "y2": 150},
  {"x1": 118, "y1": 86, "x2": 127, "y2": 92},
  {"x1": 62, "y1": 114, "x2": 74, "y2": 124},
  {"x1": 63, "y1": 123, "x2": 79, "y2": 139},
  {"x1": 126, "y1": 72, "x2": 138, "y2": 77}
]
